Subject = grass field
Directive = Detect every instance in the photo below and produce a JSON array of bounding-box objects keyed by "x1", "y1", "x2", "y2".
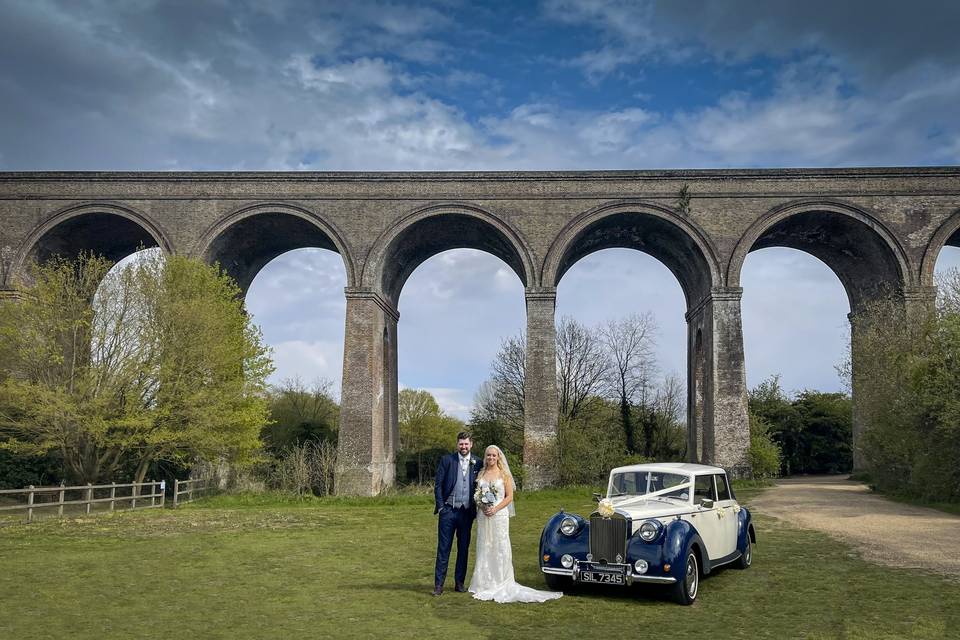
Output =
[{"x1": 1, "y1": 486, "x2": 958, "y2": 640}]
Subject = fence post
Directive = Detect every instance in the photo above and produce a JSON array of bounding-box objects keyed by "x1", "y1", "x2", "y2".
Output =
[
  {"x1": 85, "y1": 483, "x2": 93, "y2": 515},
  {"x1": 133, "y1": 482, "x2": 140, "y2": 510},
  {"x1": 110, "y1": 482, "x2": 116, "y2": 512},
  {"x1": 58, "y1": 482, "x2": 65, "y2": 518},
  {"x1": 27, "y1": 485, "x2": 34, "y2": 523},
  {"x1": 189, "y1": 481, "x2": 194, "y2": 503},
  {"x1": 159, "y1": 481, "x2": 166, "y2": 508},
  {"x1": 173, "y1": 479, "x2": 179, "y2": 508},
  {"x1": 149, "y1": 480, "x2": 156, "y2": 508}
]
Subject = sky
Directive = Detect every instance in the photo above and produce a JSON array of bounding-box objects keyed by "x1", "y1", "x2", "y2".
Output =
[{"x1": 3, "y1": 0, "x2": 960, "y2": 419}]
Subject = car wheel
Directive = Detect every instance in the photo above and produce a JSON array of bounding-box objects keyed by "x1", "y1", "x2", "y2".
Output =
[
  {"x1": 735, "y1": 540, "x2": 752, "y2": 569},
  {"x1": 671, "y1": 548, "x2": 699, "y2": 605},
  {"x1": 544, "y1": 572, "x2": 571, "y2": 591}
]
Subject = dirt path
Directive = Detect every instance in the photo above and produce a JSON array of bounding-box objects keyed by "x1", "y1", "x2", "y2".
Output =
[{"x1": 749, "y1": 475, "x2": 960, "y2": 578}]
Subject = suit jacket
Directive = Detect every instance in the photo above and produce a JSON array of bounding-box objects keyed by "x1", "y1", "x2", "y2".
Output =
[{"x1": 434, "y1": 452, "x2": 483, "y2": 514}]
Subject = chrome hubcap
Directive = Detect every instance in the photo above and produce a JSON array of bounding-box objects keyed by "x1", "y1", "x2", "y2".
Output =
[{"x1": 685, "y1": 555, "x2": 698, "y2": 598}]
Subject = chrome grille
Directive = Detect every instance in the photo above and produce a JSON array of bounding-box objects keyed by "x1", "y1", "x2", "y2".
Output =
[{"x1": 589, "y1": 513, "x2": 628, "y2": 563}]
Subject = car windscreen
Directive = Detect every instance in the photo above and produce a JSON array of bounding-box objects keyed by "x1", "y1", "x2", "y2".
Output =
[{"x1": 608, "y1": 471, "x2": 691, "y2": 501}]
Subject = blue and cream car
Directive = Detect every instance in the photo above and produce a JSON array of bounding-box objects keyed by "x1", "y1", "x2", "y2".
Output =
[{"x1": 539, "y1": 463, "x2": 755, "y2": 605}]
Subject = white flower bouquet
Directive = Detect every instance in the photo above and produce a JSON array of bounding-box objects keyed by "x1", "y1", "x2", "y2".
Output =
[{"x1": 474, "y1": 482, "x2": 499, "y2": 508}]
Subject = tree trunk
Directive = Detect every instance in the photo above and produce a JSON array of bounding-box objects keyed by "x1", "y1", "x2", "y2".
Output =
[{"x1": 620, "y1": 397, "x2": 634, "y2": 454}]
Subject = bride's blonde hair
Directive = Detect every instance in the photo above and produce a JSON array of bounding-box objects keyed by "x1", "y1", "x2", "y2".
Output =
[{"x1": 483, "y1": 445, "x2": 512, "y2": 480}]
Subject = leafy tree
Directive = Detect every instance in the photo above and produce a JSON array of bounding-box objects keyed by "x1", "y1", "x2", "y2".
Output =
[
  {"x1": 263, "y1": 377, "x2": 339, "y2": 451},
  {"x1": 749, "y1": 375, "x2": 852, "y2": 476},
  {"x1": 397, "y1": 388, "x2": 463, "y2": 483},
  {"x1": 748, "y1": 411, "x2": 782, "y2": 479},
  {"x1": 0, "y1": 251, "x2": 273, "y2": 484},
  {"x1": 849, "y1": 271, "x2": 960, "y2": 500}
]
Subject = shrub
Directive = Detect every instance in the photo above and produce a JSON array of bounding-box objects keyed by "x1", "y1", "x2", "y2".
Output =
[{"x1": 749, "y1": 411, "x2": 782, "y2": 479}]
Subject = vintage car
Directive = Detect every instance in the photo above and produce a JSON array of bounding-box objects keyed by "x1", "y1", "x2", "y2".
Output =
[{"x1": 539, "y1": 462, "x2": 755, "y2": 605}]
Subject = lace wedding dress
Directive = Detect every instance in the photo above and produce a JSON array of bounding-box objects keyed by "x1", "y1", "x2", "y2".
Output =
[{"x1": 468, "y1": 478, "x2": 563, "y2": 603}]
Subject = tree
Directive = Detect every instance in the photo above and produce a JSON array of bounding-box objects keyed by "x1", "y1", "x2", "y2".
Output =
[
  {"x1": 398, "y1": 388, "x2": 462, "y2": 483},
  {"x1": 846, "y1": 272, "x2": 960, "y2": 500},
  {"x1": 600, "y1": 313, "x2": 657, "y2": 455},
  {"x1": 556, "y1": 316, "x2": 608, "y2": 420},
  {"x1": 0, "y1": 251, "x2": 273, "y2": 484},
  {"x1": 263, "y1": 377, "x2": 339, "y2": 451}
]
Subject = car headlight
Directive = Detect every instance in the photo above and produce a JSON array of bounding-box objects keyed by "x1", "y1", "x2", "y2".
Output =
[
  {"x1": 634, "y1": 559, "x2": 649, "y2": 574},
  {"x1": 559, "y1": 516, "x2": 579, "y2": 536},
  {"x1": 561, "y1": 554, "x2": 574, "y2": 568},
  {"x1": 638, "y1": 520, "x2": 663, "y2": 542}
]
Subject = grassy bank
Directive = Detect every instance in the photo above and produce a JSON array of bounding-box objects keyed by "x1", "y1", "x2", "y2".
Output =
[{"x1": 1, "y1": 487, "x2": 957, "y2": 639}]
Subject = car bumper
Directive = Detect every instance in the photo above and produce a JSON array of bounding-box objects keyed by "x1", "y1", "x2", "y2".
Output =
[{"x1": 541, "y1": 563, "x2": 677, "y2": 585}]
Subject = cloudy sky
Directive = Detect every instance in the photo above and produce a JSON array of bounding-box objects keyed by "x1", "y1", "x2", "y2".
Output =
[{"x1": 3, "y1": 0, "x2": 960, "y2": 418}]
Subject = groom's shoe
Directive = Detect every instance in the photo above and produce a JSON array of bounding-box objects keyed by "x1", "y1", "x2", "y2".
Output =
[
  {"x1": 432, "y1": 585, "x2": 444, "y2": 597},
  {"x1": 454, "y1": 583, "x2": 467, "y2": 593}
]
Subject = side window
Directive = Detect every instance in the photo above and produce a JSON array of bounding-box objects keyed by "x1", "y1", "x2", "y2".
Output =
[
  {"x1": 693, "y1": 475, "x2": 715, "y2": 503},
  {"x1": 715, "y1": 474, "x2": 732, "y2": 501}
]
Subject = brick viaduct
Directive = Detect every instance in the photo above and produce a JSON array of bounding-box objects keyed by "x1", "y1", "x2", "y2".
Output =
[{"x1": 2, "y1": 169, "x2": 959, "y2": 494}]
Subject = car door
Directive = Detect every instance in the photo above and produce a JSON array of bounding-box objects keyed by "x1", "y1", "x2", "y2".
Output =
[
  {"x1": 688, "y1": 474, "x2": 724, "y2": 562},
  {"x1": 713, "y1": 473, "x2": 739, "y2": 558}
]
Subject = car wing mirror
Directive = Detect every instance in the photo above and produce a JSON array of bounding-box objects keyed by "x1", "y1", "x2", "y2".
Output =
[
  {"x1": 699, "y1": 498, "x2": 714, "y2": 509},
  {"x1": 592, "y1": 492, "x2": 603, "y2": 502}
]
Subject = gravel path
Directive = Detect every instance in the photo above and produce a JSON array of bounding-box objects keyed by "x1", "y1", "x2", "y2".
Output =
[{"x1": 749, "y1": 475, "x2": 960, "y2": 578}]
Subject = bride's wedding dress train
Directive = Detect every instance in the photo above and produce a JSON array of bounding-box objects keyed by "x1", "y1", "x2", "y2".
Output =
[{"x1": 468, "y1": 478, "x2": 563, "y2": 604}]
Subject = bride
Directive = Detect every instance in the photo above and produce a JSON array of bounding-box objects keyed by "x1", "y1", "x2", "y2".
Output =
[{"x1": 468, "y1": 445, "x2": 563, "y2": 603}]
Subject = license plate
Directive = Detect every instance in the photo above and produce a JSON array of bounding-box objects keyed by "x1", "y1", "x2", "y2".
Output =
[{"x1": 580, "y1": 570, "x2": 625, "y2": 585}]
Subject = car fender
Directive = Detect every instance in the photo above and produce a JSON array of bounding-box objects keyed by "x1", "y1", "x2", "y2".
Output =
[
  {"x1": 663, "y1": 517, "x2": 709, "y2": 578},
  {"x1": 539, "y1": 511, "x2": 589, "y2": 571},
  {"x1": 737, "y1": 505, "x2": 756, "y2": 552}
]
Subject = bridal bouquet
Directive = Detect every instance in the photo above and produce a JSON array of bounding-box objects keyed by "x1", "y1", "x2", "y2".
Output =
[{"x1": 474, "y1": 483, "x2": 499, "y2": 508}]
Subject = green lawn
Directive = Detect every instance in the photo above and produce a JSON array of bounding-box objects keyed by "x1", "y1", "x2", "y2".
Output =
[{"x1": 1, "y1": 487, "x2": 957, "y2": 640}]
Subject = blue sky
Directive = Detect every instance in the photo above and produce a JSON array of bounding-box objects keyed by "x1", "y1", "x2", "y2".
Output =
[{"x1": 3, "y1": 0, "x2": 960, "y2": 418}]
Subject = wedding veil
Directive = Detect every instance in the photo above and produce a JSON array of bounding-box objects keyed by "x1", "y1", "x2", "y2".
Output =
[{"x1": 489, "y1": 445, "x2": 517, "y2": 517}]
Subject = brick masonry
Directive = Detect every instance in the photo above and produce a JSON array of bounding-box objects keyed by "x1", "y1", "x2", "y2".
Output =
[{"x1": 2, "y1": 169, "x2": 958, "y2": 493}]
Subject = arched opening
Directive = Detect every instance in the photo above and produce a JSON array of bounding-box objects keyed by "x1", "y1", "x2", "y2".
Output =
[
  {"x1": 203, "y1": 210, "x2": 353, "y2": 461},
  {"x1": 547, "y1": 205, "x2": 722, "y2": 470},
  {"x1": 14, "y1": 207, "x2": 167, "y2": 286},
  {"x1": 555, "y1": 247, "x2": 688, "y2": 480},
  {"x1": 202, "y1": 208, "x2": 352, "y2": 297},
  {"x1": 550, "y1": 209, "x2": 715, "y2": 307},
  {"x1": 933, "y1": 228, "x2": 960, "y2": 280},
  {"x1": 366, "y1": 208, "x2": 532, "y2": 485},
  {"x1": 395, "y1": 248, "x2": 525, "y2": 482},
  {"x1": 733, "y1": 205, "x2": 908, "y2": 474},
  {"x1": 377, "y1": 210, "x2": 530, "y2": 306}
]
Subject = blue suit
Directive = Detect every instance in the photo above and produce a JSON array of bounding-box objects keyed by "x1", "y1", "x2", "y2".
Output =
[{"x1": 434, "y1": 452, "x2": 483, "y2": 588}]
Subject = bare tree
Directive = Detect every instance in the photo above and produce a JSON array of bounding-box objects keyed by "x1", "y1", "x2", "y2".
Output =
[
  {"x1": 599, "y1": 312, "x2": 657, "y2": 454},
  {"x1": 556, "y1": 316, "x2": 609, "y2": 420},
  {"x1": 491, "y1": 334, "x2": 526, "y2": 421}
]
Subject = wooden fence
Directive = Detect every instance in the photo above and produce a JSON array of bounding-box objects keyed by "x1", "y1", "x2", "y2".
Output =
[
  {"x1": 0, "y1": 480, "x2": 165, "y2": 523},
  {"x1": 172, "y1": 478, "x2": 218, "y2": 507}
]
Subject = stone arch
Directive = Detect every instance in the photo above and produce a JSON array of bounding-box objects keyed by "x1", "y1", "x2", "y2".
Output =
[
  {"x1": 197, "y1": 203, "x2": 357, "y2": 296},
  {"x1": 728, "y1": 200, "x2": 910, "y2": 312},
  {"x1": 10, "y1": 202, "x2": 173, "y2": 284},
  {"x1": 363, "y1": 202, "x2": 536, "y2": 305},
  {"x1": 920, "y1": 209, "x2": 960, "y2": 286},
  {"x1": 542, "y1": 201, "x2": 722, "y2": 307}
]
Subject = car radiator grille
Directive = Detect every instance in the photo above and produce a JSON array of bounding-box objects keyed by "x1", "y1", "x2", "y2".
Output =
[{"x1": 589, "y1": 513, "x2": 628, "y2": 563}]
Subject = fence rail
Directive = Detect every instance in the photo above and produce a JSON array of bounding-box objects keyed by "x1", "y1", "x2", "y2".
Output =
[
  {"x1": 173, "y1": 478, "x2": 218, "y2": 507},
  {"x1": 0, "y1": 481, "x2": 165, "y2": 523}
]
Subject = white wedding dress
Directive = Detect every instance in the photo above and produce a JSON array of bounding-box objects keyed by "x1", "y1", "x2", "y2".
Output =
[{"x1": 468, "y1": 478, "x2": 563, "y2": 603}]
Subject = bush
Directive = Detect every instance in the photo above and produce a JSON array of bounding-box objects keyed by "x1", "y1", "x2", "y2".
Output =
[{"x1": 748, "y1": 411, "x2": 782, "y2": 479}]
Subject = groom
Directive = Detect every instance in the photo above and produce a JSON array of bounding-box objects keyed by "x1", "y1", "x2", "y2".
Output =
[{"x1": 433, "y1": 431, "x2": 483, "y2": 596}]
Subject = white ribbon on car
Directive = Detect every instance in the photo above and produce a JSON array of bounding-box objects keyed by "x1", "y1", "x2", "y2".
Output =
[{"x1": 608, "y1": 482, "x2": 694, "y2": 511}]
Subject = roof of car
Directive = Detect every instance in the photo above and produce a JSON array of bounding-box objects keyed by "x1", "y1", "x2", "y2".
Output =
[{"x1": 609, "y1": 462, "x2": 727, "y2": 476}]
